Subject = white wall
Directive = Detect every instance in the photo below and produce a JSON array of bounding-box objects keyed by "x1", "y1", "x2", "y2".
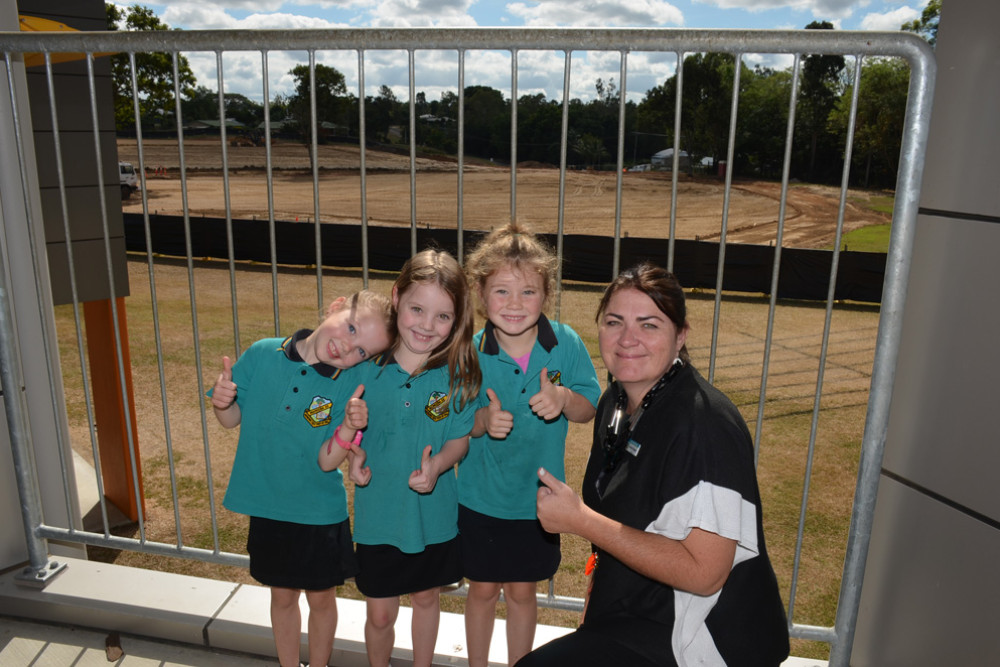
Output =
[{"x1": 853, "y1": 1, "x2": 1000, "y2": 664}]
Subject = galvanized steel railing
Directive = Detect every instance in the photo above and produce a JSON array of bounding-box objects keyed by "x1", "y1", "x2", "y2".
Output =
[{"x1": 0, "y1": 27, "x2": 935, "y2": 666}]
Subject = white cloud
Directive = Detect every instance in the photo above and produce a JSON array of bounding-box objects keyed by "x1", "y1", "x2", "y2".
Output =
[
  {"x1": 693, "y1": 0, "x2": 862, "y2": 21},
  {"x1": 506, "y1": 0, "x2": 684, "y2": 27},
  {"x1": 364, "y1": 0, "x2": 479, "y2": 27},
  {"x1": 860, "y1": 5, "x2": 919, "y2": 31},
  {"x1": 161, "y1": 6, "x2": 344, "y2": 30},
  {"x1": 154, "y1": 0, "x2": 286, "y2": 11}
]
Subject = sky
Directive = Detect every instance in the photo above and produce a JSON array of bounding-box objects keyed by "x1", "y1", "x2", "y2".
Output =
[{"x1": 109, "y1": 0, "x2": 929, "y2": 106}]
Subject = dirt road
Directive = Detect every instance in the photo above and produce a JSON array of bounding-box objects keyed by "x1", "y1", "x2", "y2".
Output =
[{"x1": 121, "y1": 138, "x2": 889, "y2": 248}]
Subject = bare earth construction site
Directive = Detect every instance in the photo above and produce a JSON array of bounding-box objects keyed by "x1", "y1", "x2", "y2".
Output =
[{"x1": 120, "y1": 138, "x2": 889, "y2": 249}]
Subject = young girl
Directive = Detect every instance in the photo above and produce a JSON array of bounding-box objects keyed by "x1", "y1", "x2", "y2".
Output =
[
  {"x1": 330, "y1": 248, "x2": 481, "y2": 667},
  {"x1": 211, "y1": 290, "x2": 393, "y2": 667},
  {"x1": 460, "y1": 223, "x2": 601, "y2": 666}
]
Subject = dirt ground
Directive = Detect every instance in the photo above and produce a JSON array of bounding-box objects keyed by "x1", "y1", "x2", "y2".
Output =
[{"x1": 120, "y1": 138, "x2": 890, "y2": 249}]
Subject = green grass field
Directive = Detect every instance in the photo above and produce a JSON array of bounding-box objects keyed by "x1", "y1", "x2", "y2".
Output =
[{"x1": 56, "y1": 252, "x2": 884, "y2": 661}]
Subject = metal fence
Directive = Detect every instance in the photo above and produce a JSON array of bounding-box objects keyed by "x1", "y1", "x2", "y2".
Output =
[{"x1": 0, "y1": 27, "x2": 934, "y2": 666}]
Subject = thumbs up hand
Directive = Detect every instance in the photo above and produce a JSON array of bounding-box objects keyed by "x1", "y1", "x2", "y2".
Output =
[
  {"x1": 408, "y1": 445, "x2": 439, "y2": 494},
  {"x1": 529, "y1": 367, "x2": 567, "y2": 421},
  {"x1": 484, "y1": 388, "x2": 514, "y2": 439},
  {"x1": 342, "y1": 384, "x2": 368, "y2": 431},
  {"x1": 347, "y1": 444, "x2": 371, "y2": 487},
  {"x1": 535, "y1": 466, "x2": 584, "y2": 535},
  {"x1": 211, "y1": 356, "x2": 237, "y2": 410}
]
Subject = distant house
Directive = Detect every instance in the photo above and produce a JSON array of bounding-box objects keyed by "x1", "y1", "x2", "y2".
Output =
[
  {"x1": 650, "y1": 148, "x2": 691, "y2": 170},
  {"x1": 187, "y1": 118, "x2": 247, "y2": 131}
]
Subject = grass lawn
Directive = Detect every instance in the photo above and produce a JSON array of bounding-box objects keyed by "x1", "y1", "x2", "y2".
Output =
[{"x1": 56, "y1": 254, "x2": 882, "y2": 661}]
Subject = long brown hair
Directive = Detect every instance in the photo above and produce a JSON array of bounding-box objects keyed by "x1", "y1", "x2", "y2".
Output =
[{"x1": 393, "y1": 249, "x2": 481, "y2": 411}]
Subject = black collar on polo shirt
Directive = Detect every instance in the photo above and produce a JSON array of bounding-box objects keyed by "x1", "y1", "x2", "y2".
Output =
[
  {"x1": 478, "y1": 313, "x2": 557, "y2": 355},
  {"x1": 280, "y1": 328, "x2": 342, "y2": 379}
]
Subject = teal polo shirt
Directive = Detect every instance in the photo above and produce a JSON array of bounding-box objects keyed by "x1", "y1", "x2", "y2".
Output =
[
  {"x1": 219, "y1": 330, "x2": 358, "y2": 525},
  {"x1": 352, "y1": 356, "x2": 475, "y2": 553},
  {"x1": 458, "y1": 315, "x2": 600, "y2": 520}
]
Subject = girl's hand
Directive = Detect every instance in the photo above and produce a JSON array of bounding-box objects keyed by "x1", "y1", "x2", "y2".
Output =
[
  {"x1": 343, "y1": 384, "x2": 367, "y2": 431},
  {"x1": 484, "y1": 388, "x2": 514, "y2": 439},
  {"x1": 408, "y1": 445, "x2": 439, "y2": 494},
  {"x1": 211, "y1": 356, "x2": 237, "y2": 410},
  {"x1": 348, "y1": 445, "x2": 371, "y2": 486},
  {"x1": 529, "y1": 367, "x2": 567, "y2": 421}
]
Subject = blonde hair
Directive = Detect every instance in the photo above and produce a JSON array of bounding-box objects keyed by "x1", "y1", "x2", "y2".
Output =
[
  {"x1": 327, "y1": 289, "x2": 396, "y2": 348},
  {"x1": 393, "y1": 249, "x2": 481, "y2": 411},
  {"x1": 465, "y1": 221, "x2": 558, "y2": 312}
]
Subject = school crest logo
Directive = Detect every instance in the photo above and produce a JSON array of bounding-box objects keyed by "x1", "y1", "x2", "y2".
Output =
[
  {"x1": 547, "y1": 369, "x2": 563, "y2": 386},
  {"x1": 304, "y1": 395, "x2": 333, "y2": 427},
  {"x1": 424, "y1": 391, "x2": 450, "y2": 422}
]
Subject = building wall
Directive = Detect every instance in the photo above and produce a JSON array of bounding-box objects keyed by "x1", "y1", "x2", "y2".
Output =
[
  {"x1": 18, "y1": 0, "x2": 128, "y2": 304},
  {"x1": 852, "y1": 1, "x2": 1000, "y2": 664},
  {"x1": 0, "y1": 0, "x2": 87, "y2": 570}
]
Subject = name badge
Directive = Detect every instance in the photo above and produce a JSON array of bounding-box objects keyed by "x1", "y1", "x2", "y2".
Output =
[{"x1": 626, "y1": 439, "x2": 641, "y2": 457}]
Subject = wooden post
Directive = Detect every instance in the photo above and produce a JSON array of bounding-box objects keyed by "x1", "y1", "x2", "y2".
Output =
[{"x1": 82, "y1": 297, "x2": 144, "y2": 522}]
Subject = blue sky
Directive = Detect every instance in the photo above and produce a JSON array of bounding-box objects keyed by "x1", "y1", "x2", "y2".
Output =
[{"x1": 111, "y1": 1, "x2": 929, "y2": 104}]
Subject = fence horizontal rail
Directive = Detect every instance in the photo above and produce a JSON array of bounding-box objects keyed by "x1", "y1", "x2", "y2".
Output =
[{"x1": 0, "y1": 27, "x2": 932, "y2": 62}]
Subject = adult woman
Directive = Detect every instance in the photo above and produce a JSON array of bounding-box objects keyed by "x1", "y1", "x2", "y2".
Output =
[{"x1": 519, "y1": 263, "x2": 789, "y2": 667}]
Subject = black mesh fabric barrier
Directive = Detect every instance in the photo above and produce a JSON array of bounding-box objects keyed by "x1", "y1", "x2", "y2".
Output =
[{"x1": 124, "y1": 214, "x2": 885, "y2": 303}]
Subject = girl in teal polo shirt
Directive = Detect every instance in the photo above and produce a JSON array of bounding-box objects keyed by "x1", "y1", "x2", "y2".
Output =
[
  {"x1": 211, "y1": 290, "x2": 393, "y2": 667},
  {"x1": 460, "y1": 223, "x2": 601, "y2": 667},
  {"x1": 325, "y1": 249, "x2": 481, "y2": 667}
]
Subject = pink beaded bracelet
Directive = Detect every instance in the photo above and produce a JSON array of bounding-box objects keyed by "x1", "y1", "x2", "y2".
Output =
[{"x1": 328, "y1": 425, "x2": 363, "y2": 453}]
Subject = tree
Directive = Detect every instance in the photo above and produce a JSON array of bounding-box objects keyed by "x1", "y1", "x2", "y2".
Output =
[
  {"x1": 463, "y1": 86, "x2": 509, "y2": 161},
  {"x1": 829, "y1": 58, "x2": 910, "y2": 188},
  {"x1": 286, "y1": 63, "x2": 350, "y2": 140},
  {"x1": 902, "y1": 0, "x2": 941, "y2": 47},
  {"x1": 636, "y1": 53, "x2": 736, "y2": 167},
  {"x1": 367, "y1": 85, "x2": 402, "y2": 142},
  {"x1": 796, "y1": 21, "x2": 846, "y2": 182},
  {"x1": 737, "y1": 67, "x2": 793, "y2": 178},
  {"x1": 106, "y1": 3, "x2": 196, "y2": 130},
  {"x1": 571, "y1": 133, "x2": 608, "y2": 168},
  {"x1": 517, "y1": 93, "x2": 562, "y2": 164}
]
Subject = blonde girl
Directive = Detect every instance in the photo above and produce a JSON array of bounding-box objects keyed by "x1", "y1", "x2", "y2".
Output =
[
  {"x1": 460, "y1": 223, "x2": 601, "y2": 666},
  {"x1": 213, "y1": 290, "x2": 393, "y2": 667}
]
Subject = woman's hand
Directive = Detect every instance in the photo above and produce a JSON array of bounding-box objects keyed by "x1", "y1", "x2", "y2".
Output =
[{"x1": 535, "y1": 467, "x2": 587, "y2": 534}]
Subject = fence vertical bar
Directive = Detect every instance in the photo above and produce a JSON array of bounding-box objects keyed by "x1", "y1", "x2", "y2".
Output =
[
  {"x1": 0, "y1": 52, "x2": 66, "y2": 584},
  {"x1": 828, "y1": 41, "x2": 936, "y2": 667}
]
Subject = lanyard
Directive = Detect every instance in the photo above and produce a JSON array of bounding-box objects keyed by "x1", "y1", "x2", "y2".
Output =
[{"x1": 596, "y1": 358, "x2": 683, "y2": 497}]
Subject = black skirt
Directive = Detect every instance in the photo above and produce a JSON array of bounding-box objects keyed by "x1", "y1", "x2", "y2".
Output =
[
  {"x1": 354, "y1": 536, "x2": 462, "y2": 598},
  {"x1": 458, "y1": 504, "x2": 561, "y2": 583},
  {"x1": 247, "y1": 516, "x2": 358, "y2": 590}
]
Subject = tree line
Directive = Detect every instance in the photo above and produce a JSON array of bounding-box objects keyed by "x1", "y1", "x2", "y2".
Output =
[{"x1": 107, "y1": 2, "x2": 939, "y2": 189}]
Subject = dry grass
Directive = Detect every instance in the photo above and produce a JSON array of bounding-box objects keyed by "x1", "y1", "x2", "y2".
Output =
[{"x1": 56, "y1": 256, "x2": 880, "y2": 661}]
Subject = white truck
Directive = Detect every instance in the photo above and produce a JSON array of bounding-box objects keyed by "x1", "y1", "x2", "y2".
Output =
[{"x1": 119, "y1": 161, "x2": 140, "y2": 200}]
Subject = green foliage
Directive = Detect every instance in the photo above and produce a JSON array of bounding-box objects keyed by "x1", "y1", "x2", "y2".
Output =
[
  {"x1": 796, "y1": 21, "x2": 847, "y2": 181},
  {"x1": 902, "y1": 0, "x2": 941, "y2": 47},
  {"x1": 571, "y1": 133, "x2": 608, "y2": 168},
  {"x1": 106, "y1": 3, "x2": 196, "y2": 131},
  {"x1": 107, "y1": 4, "x2": 913, "y2": 188},
  {"x1": 829, "y1": 58, "x2": 910, "y2": 188},
  {"x1": 286, "y1": 63, "x2": 353, "y2": 141},
  {"x1": 737, "y1": 67, "x2": 793, "y2": 178}
]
